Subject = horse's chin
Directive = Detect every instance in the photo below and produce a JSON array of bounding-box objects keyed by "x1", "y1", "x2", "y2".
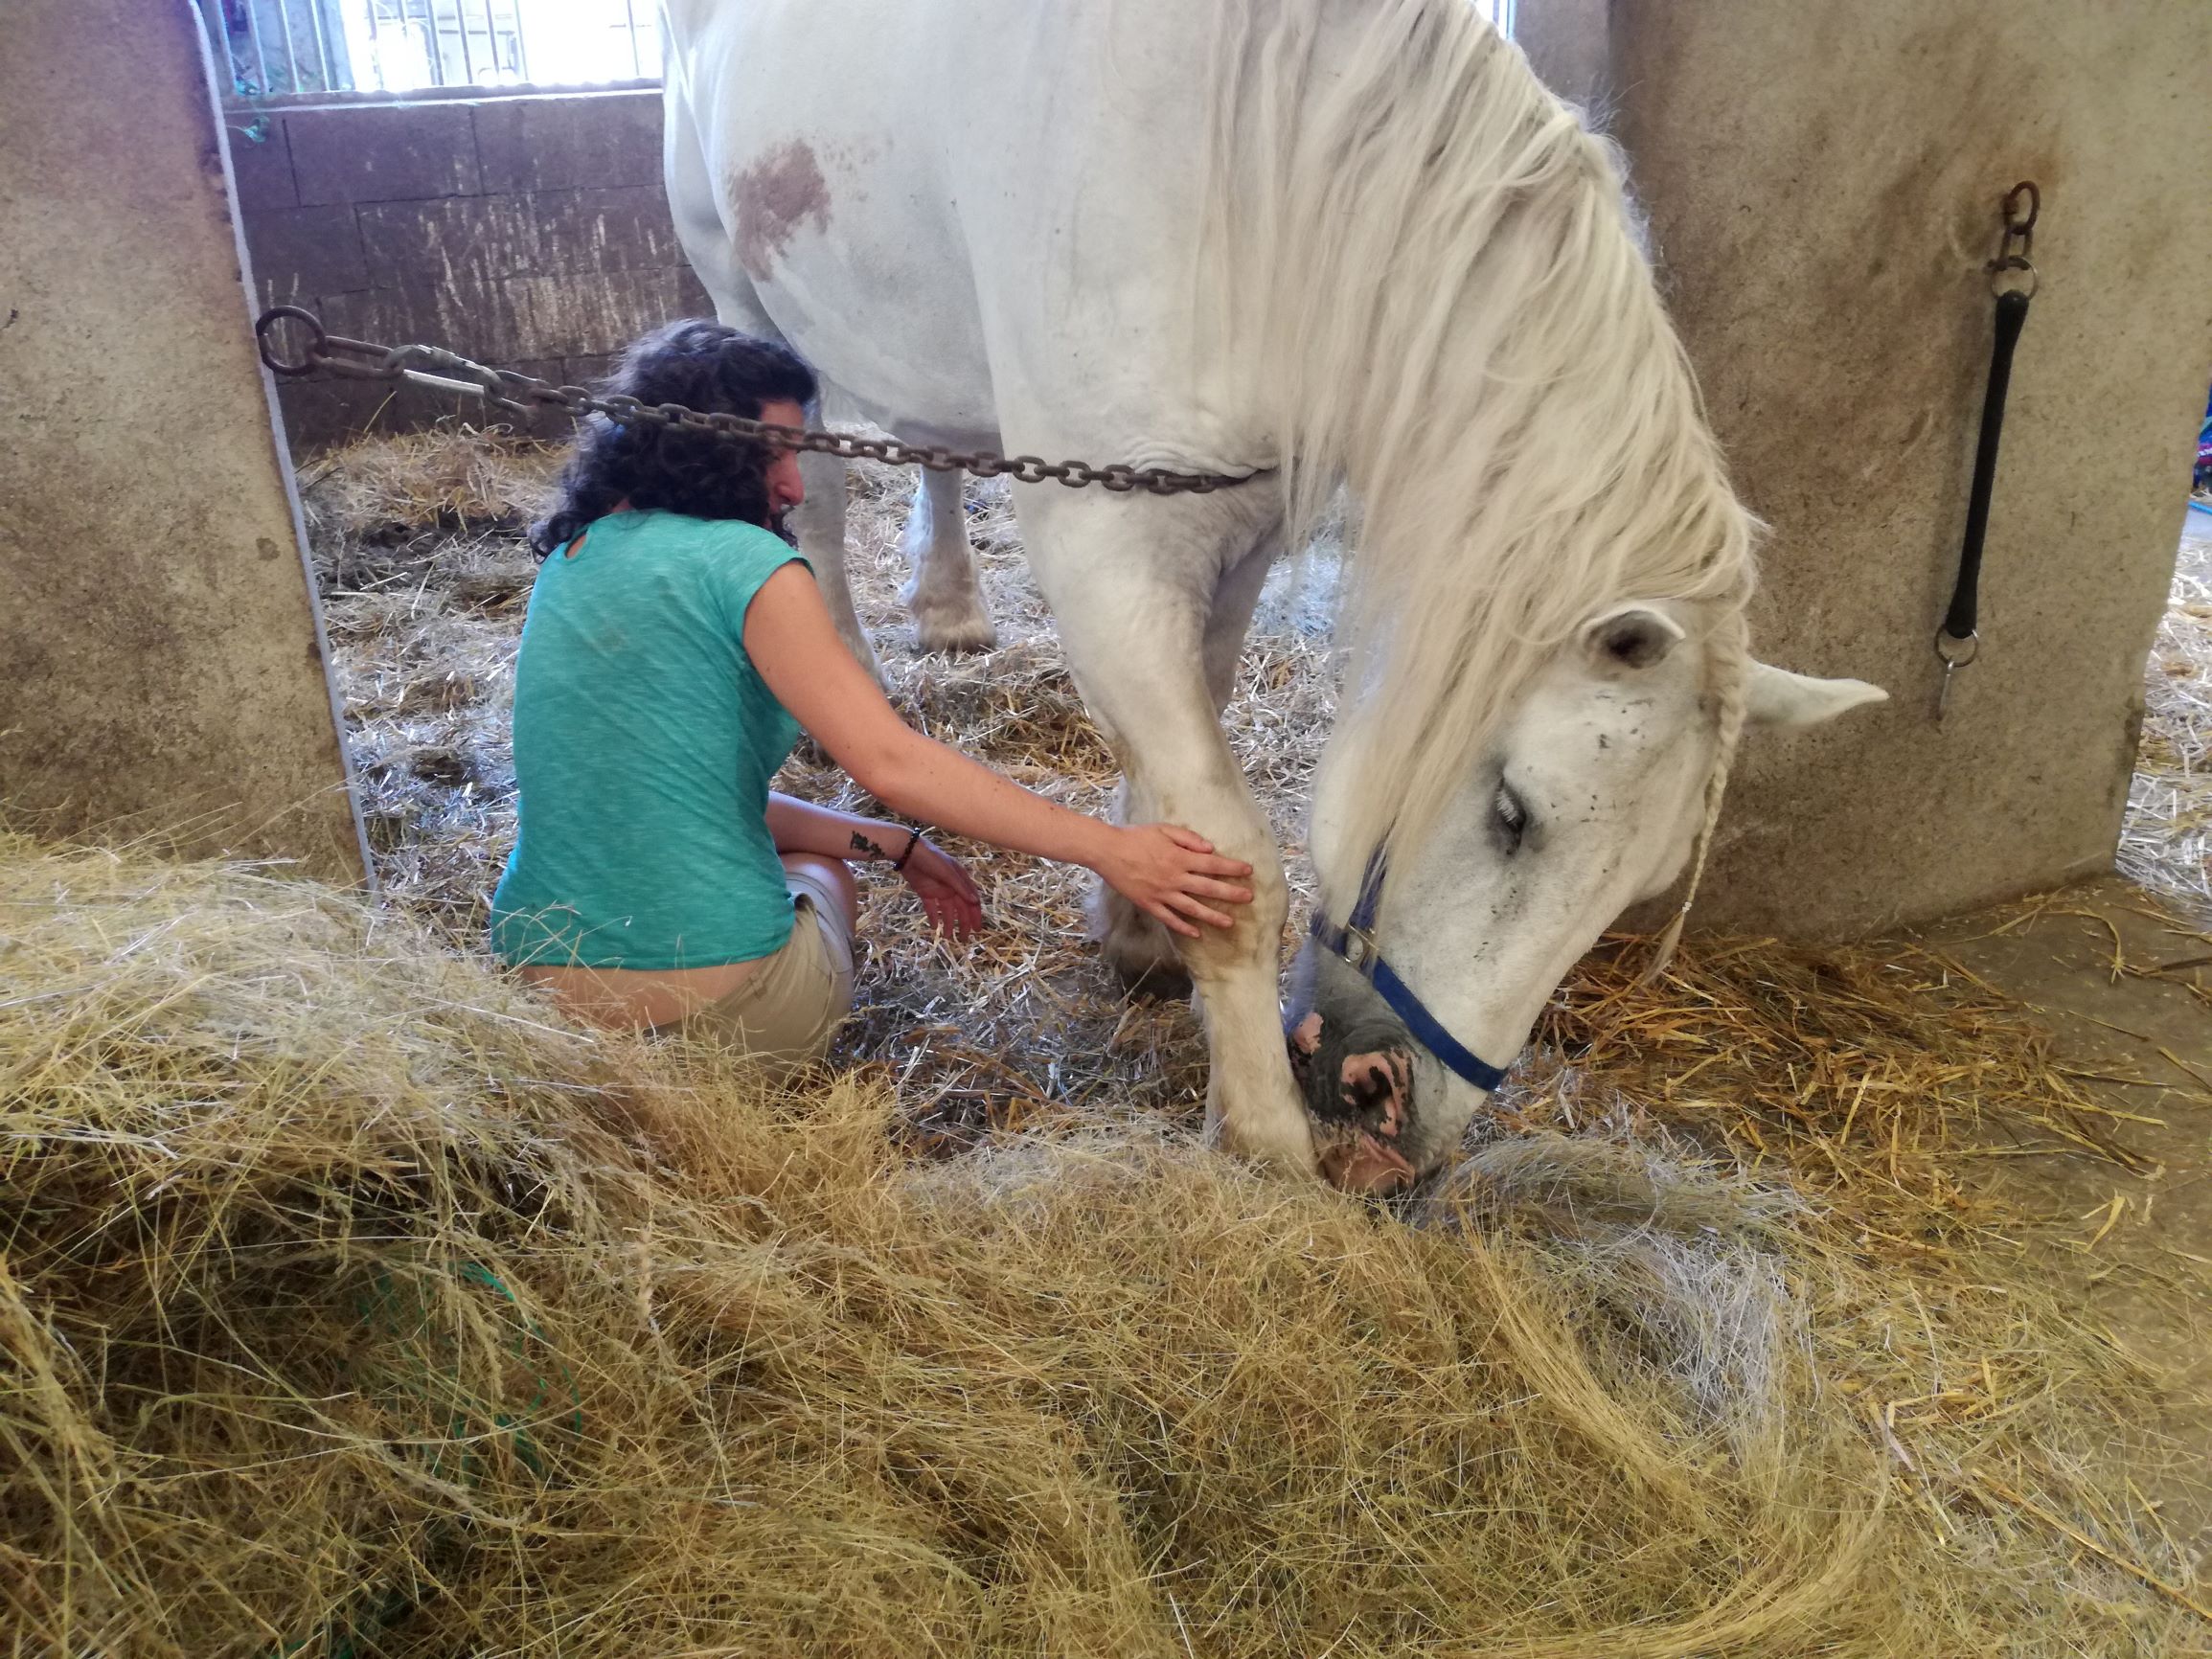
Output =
[{"x1": 1317, "y1": 1132, "x2": 1417, "y2": 1196}]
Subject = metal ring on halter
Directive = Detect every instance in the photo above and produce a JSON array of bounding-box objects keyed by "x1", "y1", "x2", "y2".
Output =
[
  {"x1": 1986, "y1": 253, "x2": 2039, "y2": 300},
  {"x1": 255, "y1": 305, "x2": 327, "y2": 375},
  {"x1": 1934, "y1": 627, "x2": 1981, "y2": 669}
]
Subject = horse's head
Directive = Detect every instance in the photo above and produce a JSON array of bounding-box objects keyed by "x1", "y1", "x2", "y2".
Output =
[{"x1": 1286, "y1": 601, "x2": 1884, "y2": 1193}]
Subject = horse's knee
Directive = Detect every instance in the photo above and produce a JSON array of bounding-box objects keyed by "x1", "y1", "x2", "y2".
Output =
[{"x1": 1179, "y1": 853, "x2": 1288, "y2": 981}]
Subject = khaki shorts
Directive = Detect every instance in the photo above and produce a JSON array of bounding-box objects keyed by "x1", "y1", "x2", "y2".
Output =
[{"x1": 654, "y1": 869, "x2": 855, "y2": 1075}]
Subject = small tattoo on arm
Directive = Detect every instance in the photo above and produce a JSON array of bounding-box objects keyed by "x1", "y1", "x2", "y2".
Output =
[{"x1": 850, "y1": 830, "x2": 884, "y2": 859}]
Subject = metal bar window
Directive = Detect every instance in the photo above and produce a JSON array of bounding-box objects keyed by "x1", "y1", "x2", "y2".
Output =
[
  {"x1": 247, "y1": 1, "x2": 272, "y2": 93},
  {"x1": 274, "y1": 0, "x2": 304, "y2": 90},
  {"x1": 452, "y1": 0, "x2": 480, "y2": 85},
  {"x1": 212, "y1": 0, "x2": 676, "y2": 101},
  {"x1": 362, "y1": 0, "x2": 384, "y2": 93},
  {"x1": 307, "y1": 0, "x2": 333, "y2": 89}
]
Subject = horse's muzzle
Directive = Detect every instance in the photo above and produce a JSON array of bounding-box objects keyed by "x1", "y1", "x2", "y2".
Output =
[{"x1": 1284, "y1": 941, "x2": 1423, "y2": 1196}]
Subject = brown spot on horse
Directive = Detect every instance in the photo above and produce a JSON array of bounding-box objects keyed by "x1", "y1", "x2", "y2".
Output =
[{"x1": 733, "y1": 141, "x2": 832, "y2": 282}]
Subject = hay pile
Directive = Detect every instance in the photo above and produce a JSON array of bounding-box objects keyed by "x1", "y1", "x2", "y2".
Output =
[
  {"x1": 5, "y1": 831, "x2": 2204, "y2": 1656},
  {"x1": 296, "y1": 427, "x2": 562, "y2": 552},
  {"x1": 1519, "y1": 932, "x2": 2174, "y2": 1230}
]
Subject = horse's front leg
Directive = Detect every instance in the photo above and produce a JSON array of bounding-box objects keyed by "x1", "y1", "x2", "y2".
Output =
[
  {"x1": 1019, "y1": 487, "x2": 1315, "y2": 1175},
  {"x1": 1090, "y1": 539, "x2": 1278, "y2": 996}
]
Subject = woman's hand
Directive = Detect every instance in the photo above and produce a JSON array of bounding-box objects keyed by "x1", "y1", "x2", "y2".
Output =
[
  {"x1": 1092, "y1": 826, "x2": 1255, "y2": 939},
  {"x1": 899, "y1": 836, "x2": 986, "y2": 940}
]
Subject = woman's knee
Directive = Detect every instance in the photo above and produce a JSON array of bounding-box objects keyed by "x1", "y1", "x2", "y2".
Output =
[{"x1": 781, "y1": 852, "x2": 857, "y2": 925}]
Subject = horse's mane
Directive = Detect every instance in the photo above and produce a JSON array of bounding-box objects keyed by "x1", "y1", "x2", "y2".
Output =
[{"x1": 1203, "y1": 0, "x2": 1757, "y2": 915}]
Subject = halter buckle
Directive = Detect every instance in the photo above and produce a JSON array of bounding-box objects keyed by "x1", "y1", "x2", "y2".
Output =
[{"x1": 1340, "y1": 923, "x2": 1376, "y2": 971}]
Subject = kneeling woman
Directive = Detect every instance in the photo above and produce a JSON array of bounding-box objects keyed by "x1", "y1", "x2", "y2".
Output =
[{"x1": 491, "y1": 321, "x2": 1251, "y2": 1071}]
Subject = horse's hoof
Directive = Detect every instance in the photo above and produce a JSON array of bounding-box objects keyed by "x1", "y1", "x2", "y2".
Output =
[
  {"x1": 1115, "y1": 959, "x2": 1194, "y2": 1002},
  {"x1": 1205, "y1": 1109, "x2": 1322, "y2": 1178},
  {"x1": 911, "y1": 612, "x2": 999, "y2": 655},
  {"x1": 1091, "y1": 886, "x2": 1189, "y2": 999}
]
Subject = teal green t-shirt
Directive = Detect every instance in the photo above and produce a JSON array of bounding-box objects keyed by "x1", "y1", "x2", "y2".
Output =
[{"x1": 490, "y1": 511, "x2": 809, "y2": 969}]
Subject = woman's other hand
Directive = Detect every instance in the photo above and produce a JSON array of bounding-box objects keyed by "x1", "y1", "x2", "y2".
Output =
[
  {"x1": 1094, "y1": 826, "x2": 1255, "y2": 939},
  {"x1": 900, "y1": 837, "x2": 986, "y2": 940}
]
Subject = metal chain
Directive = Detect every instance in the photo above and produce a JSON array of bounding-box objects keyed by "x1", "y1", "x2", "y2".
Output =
[{"x1": 254, "y1": 307, "x2": 1262, "y2": 497}]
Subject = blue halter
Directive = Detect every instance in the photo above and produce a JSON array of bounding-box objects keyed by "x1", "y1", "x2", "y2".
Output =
[{"x1": 1308, "y1": 852, "x2": 1513, "y2": 1093}]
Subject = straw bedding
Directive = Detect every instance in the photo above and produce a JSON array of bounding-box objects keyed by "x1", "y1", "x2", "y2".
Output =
[
  {"x1": 4, "y1": 831, "x2": 2202, "y2": 1656},
  {"x1": 6, "y1": 426, "x2": 2206, "y2": 1652},
  {"x1": 293, "y1": 426, "x2": 2212, "y2": 1155}
]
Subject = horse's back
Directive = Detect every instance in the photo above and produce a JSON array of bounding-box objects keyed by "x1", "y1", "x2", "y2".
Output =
[{"x1": 663, "y1": 0, "x2": 1236, "y2": 452}]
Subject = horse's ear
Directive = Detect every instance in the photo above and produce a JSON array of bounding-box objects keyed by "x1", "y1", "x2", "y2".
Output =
[
  {"x1": 1745, "y1": 661, "x2": 1888, "y2": 728},
  {"x1": 1580, "y1": 604, "x2": 1685, "y2": 673}
]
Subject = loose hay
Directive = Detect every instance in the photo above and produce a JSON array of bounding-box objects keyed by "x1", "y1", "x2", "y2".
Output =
[
  {"x1": 1520, "y1": 933, "x2": 2172, "y2": 1232},
  {"x1": 302, "y1": 426, "x2": 555, "y2": 940},
  {"x1": 4, "y1": 834, "x2": 2204, "y2": 1656},
  {"x1": 298, "y1": 424, "x2": 562, "y2": 553}
]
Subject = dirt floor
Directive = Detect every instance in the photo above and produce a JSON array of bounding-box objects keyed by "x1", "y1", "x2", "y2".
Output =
[
  {"x1": 298, "y1": 433, "x2": 2212, "y2": 1615},
  {"x1": 1913, "y1": 513, "x2": 2212, "y2": 1557},
  {"x1": 1920, "y1": 886, "x2": 2212, "y2": 1560}
]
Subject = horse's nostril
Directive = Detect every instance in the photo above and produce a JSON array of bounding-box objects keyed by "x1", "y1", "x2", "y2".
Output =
[{"x1": 1337, "y1": 1048, "x2": 1412, "y2": 1134}]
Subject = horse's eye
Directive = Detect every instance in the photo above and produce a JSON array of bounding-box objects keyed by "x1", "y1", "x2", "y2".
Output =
[{"x1": 1493, "y1": 781, "x2": 1529, "y2": 854}]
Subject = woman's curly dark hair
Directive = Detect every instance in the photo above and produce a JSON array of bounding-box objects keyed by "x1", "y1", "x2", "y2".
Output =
[{"x1": 530, "y1": 320, "x2": 820, "y2": 556}]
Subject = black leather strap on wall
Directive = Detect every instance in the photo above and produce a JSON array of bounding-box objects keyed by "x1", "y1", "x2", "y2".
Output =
[{"x1": 1940, "y1": 285, "x2": 2033, "y2": 647}]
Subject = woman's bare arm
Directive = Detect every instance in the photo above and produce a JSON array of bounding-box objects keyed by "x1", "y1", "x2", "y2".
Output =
[
  {"x1": 765, "y1": 791, "x2": 985, "y2": 938},
  {"x1": 764, "y1": 791, "x2": 916, "y2": 865},
  {"x1": 743, "y1": 563, "x2": 1252, "y2": 937}
]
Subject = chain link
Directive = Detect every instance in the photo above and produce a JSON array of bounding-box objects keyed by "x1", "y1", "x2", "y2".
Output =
[{"x1": 255, "y1": 307, "x2": 1263, "y2": 498}]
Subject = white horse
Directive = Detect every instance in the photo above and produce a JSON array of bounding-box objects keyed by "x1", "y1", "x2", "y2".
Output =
[{"x1": 659, "y1": 0, "x2": 1885, "y2": 1190}]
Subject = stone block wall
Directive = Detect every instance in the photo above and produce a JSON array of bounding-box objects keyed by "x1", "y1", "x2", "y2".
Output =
[{"x1": 230, "y1": 89, "x2": 710, "y2": 448}]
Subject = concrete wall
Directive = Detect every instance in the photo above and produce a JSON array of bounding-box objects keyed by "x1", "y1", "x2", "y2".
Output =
[
  {"x1": 1517, "y1": 0, "x2": 2212, "y2": 938},
  {"x1": 230, "y1": 88, "x2": 710, "y2": 447},
  {"x1": 1511, "y1": 0, "x2": 1610, "y2": 116},
  {"x1": 0, "y1": 0, "x2": 367, "y2": 882}
]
